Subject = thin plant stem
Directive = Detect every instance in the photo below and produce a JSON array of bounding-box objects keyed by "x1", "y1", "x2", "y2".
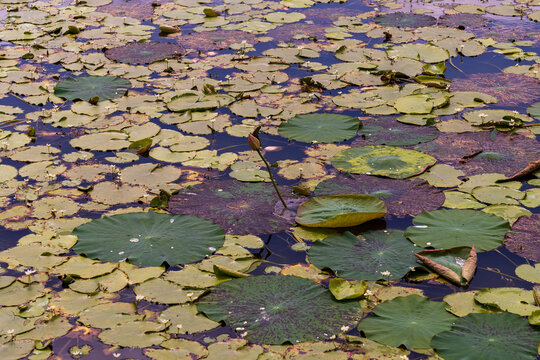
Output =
[{"x1": 256, "y1": 148, "x2": 288, "y2": 209}]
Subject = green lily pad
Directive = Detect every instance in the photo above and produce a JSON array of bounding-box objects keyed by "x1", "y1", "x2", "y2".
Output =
[
  {"x1": 54, "y1": 76, "x2": 131, "y2": 101},
  {"x1": 515, "y1": 263, "x2": 540, "y2": 283},
  {"x1": 358, "y1": 294, "x2": 456, "y2": 349},
  {"x1": 72, "y1": 211, "x2": 225, "y2": 267},
  {"x1": 308, "y1": 230, "x2": 417, "y2": 281},
  {"x1": 295, "y1": 195, "x2": 386, "y2": 228},
  {"x1": 432, "y1": 313, "x2": 540, "y2": 360},
  {"x1": 315, "y1": 174, "x2": 444, "y2": 217},
  {"x1": 105, "y1": 41, "x2": 184, "y2": 64},
  {"x1": 98, "y1": 321, "x2": 167, "y2": 347},
  {"x1": 353, "y1": 117, "x2": 439, "y2": 146},
  {"x1": 415, "y1": 246, "x2": 477, "y2": 285},
  {"x1": 197, "y1": 275, "x2": 363, "y2": 344},
  {"x1": 527, "y1": 102, "x2": 540, "y2": 120},
  {"x1": 278, "y1": 113, "x2": 359, "y2": 143},
  {"x1": 373, "y1": 12, "x2": 436, "y2": 28},
  {"x1": 405, "y1": 209, "x2": 509, "y2": 251},
  {"x1": 331, "y1": 145, "x2": 436, "y2": 179},
  {"x1": 474, "y1": 287, "x2": 538, "y2": 316}
]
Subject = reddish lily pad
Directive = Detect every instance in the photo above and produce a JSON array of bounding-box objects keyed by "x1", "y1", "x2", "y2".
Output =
[
  {"x1": 169, "y1": 180, "x2": 293, "y2": 235},
  {"x1": 105, "y1": 41, "x2": 185, "y2": 65},
  {"x1": 315, "y1": 174, "x2": 444, "y2": 217},
  {"x1": 438, "y1": 13, "x2": 491, "y2": 29},
  {"x1": 504, "y1": 215, "x2": 540, "y2": 261},
  {"x1": 374, "y1": 12, "x2": 436, "y2": 28},
  {"x1": 353, "y1": 117, "x2": 439, "y2": 146}
]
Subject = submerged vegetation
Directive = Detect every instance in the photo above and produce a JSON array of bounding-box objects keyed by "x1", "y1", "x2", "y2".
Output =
[{"x1": 0, "y1": 0, "x2": 539, "y2": 358}]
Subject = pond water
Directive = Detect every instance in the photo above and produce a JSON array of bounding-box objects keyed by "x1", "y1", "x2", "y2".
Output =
[{"x1": 0, "y1": 0, "x2": 539, "y2": 358}]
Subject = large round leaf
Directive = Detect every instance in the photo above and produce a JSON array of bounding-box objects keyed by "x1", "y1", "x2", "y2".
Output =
[
  {"x1": 331, "y1": 146, "x2": 436, "y2": 179},
  {"x1": 308, "y1": 230, "x2": 417, "y2": 281},
  {"x1": 358, "y1": 295, "x2": 456, "y2": 349},
  {"x1": 197, "y1": 275, "x2": 363, "y2": 344},
  {"x1": 353, "y1": 117, "x2": 439, "y2": 146},
  {"x1": 169, "y1": 180, "x2": 293, "y2": 235},
  {"x1": 278, "y1": 113, "x2": 359, "y2": 143},
  {"x1": 504, "y1": 215, "x2": 540, "y2": 261},
  {"x1": 105, "y1": 41, "x2": 184, "y2": 64},
  {"x1": 405, "y1": 209, "x2": 510, "y2": 251},
  {"x1": 432, "y1": 313, "x2": 540, "y2": 360},
  {"x1": 54, "y1": 76, "x2": 131, "y2": 101},
  {"x1": 315, "y1": 174, "x2": 443, "y2": 217},
  {"x1": 374, "y1": 12, "x2": 436, "y2": 28},
  {"x1": 295, "y1": 195, "x2": 386, "y2": 228},
  {"x1": 72, "y1": 211, "x2": 225, "y2": 267}
]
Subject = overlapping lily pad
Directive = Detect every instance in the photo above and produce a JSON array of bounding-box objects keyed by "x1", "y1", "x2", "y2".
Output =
[
  {"x1": 432, "y1": 312, "x2": 540, "y2": 360},
  {"x1": 358, "y1": 295, "x2": 456, "y2": 349},
  {"x1": 295, "y1": 195, "x2": 386, "y2": 227},
  {"x1": 197, "y1": 275, "x2": 363, "y2": 344},
  {"x1": 415, "y1": 246, "x2": 477, "y2": 285},
  {"x1": 315, "y1": 174, "x2": 444, "y2": 217},
  {"x1": 169, "y1": 180, "x2": 293, "y2": 235},
  {"x1": 105, "y1": 41, "x2": 185, "y2": 64},
  {"x1": 72, "y1": 211, "x2": 225, "y2": 266},
  {"x1": 278, "y1": 113, "x2": 359, "y2": 143},
  {"x1": 331, "y1": 146, "x2": 436, "y2": 179},
  {"x1": 308, "y1": 230, "x2": 417, "y2": 281},
  {"x1": 405, "y1": 209, "x2": 510, "y2": 251},
  {"x1": 54, "y1": 76, "x2": 131, "y2": 101}
]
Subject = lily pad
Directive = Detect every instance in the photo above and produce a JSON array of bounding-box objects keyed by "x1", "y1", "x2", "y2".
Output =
[
  {"x1": 358, "y1": 294, "x2": 455, "y2": 349},
  {"x1": 432, "y1": 312, "x2": 540, "y2": 360},
  {"x1": 278, "y1": 113, "x2": 359, "y2": 143},
  {"x1": 315, "y1": 174, "x2": 444, "y2": 217},
  {"x1": 197, "y1": 275, "x2": 363, "y2": 344},
  {"x1": 295, "y1": 195, "x2": 386, "y2": 228},
  {"x1": 374, "y1": 12, "x2": 436, "y2": 28},
  {"x1": 72, "y1": 211, "x2": 225, "y2": 267},
  {"x1": 504, "y1": 215, "x2": 540, "y2": 261},
  {"x1": 331, "y1": 145, "x2": 436, "y2": 179},
  {"x1": 353, "y1": 117, "x2": 439, "y2": 146},
  {"x1": 405, "y1": 209, "x2": 509, "y2": 251},
  {"x1": 438, "y1": 13, "x2": 491, "y2": 29},
  {"x1": 415, "y1": 246, "x2": 477, "y2": 285},
  {"x1": 308, "y1": 230, "x2": 417, "y2": 281},
  {"x1": 169, "y1": 180, "x2": 293, "y2": 235},
  {"x1": 54, "y1": 76, "x2": 131, "y2": 101},
  {"x1": 105, "y1": 41, "x2": 184, "y2": 64}
]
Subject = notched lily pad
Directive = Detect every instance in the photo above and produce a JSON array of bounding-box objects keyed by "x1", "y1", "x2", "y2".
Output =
[
  {"x1": 374, "y1": 12, "x2": 436, "y2": 28},
  {"x1": 54, "y1": 76, "x2": 131, "y2": 101},
  {"x1": 308, "y1": 230, "x2": 417, "y2": 281},
  {"x1": 72, "y1": 211, "x2": 225, "y2": 267},
  {"x1": 353, "y1": 117, "x2": 439, "y2": 146},
  {"x1": 197, "y1": 275, "x2": 363, "y2": 344},
  {"x1": 105, "y1": 41, "x2": 185, "y2": 64},
  {"x1": 278, "y1": 113, "x2": 359, "y2": 143},
  {"x1": 504, "y1": 214, "x2": 540, "y2": 261},
  {"x1": 295, "y1": 195, "x2": 386, "y2": 228},
  {"x1": 331, "y1": 145, "x2": 436, "y2": 179}
]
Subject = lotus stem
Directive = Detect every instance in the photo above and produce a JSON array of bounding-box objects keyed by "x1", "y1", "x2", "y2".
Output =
[{"x1": 256, "y1": 148, "x2": 288, "y2": 209}]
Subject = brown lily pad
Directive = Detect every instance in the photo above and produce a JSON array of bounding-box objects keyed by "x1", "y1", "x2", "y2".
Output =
[
  {"x1": 438, "y1": 14, "x2": 491, "y2": 29},
  {"x1": 169, "y1": 180, "x2": 293, "y2": 235},
  {"x1": 105, "y1": 41, "x2": 185, "y2": 65},
  {"x1": 314, "y1": 174, "x2": 444, "y2": 217},
  {"x1": 412, "y1": 132, "x2": 540, "y2": 177},
  {"x1": 352, "y1": 117, "x2": 439, "y2": 147},
  {"x1": 504, "y1": 215, "x2": 540, "y2": 262}
]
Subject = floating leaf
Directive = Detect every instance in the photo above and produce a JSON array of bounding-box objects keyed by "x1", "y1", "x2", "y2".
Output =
[
  {"x1": 328, "y1": 278, "x2": 367, "y2": 300},
  {"x1": 374, "y1": 12, "x2": 436, "y2": 28},
  {"x1": 98, "y1": 321, "x2": 167, "y2": 347},
  {"x1": 358, "y1": 295, "x2": 455, "y2": 348},
  {"x1": 331, "y1": 145, "x2": 436, "y2": 179},
  {"x1": 405, "y1": 209, "x2": 509, "y2": 251},
  {"x1": 197, "y1": 275, "x2": 363, "y2": 344},
  {"x1": 295, "y1": 195, "x2": 386, "y2": 228},
  {"x1": 515, "y1": 263, "x2": 540, "y2": 283},
  {"x1": 72, "y1": 211, "x2": 225, "y2": 267},
  {"x1": 105, "y1": 42, "x2": 184, "y2": 64},
  {"x1": 315, "y1": 174, "x2": 444, "y2": 217},
  {"x1": 54, "y1": 76, "x2": 131, "y2": 101},
  {"x1": 353, "y1": 117, "x2": 439, "y2": 146},
  {"x1": 278, "y1": 113, "x2": 359, "y2": 143},
  {"x1": 504, "y1": 215, "x2": 540, "y2": 261},
  {"x1": 308, "y1": 230, "x2": 417, "y2": 281},
  {"x1": 474, "y1": 287, "x2": 538, "y2": 316},
  {"x1": 169, "y1": 180, "x2": 293, "y2": 235},
  {"x1": 415, "y1": 246, "x2": 477, "y2": 285}
]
